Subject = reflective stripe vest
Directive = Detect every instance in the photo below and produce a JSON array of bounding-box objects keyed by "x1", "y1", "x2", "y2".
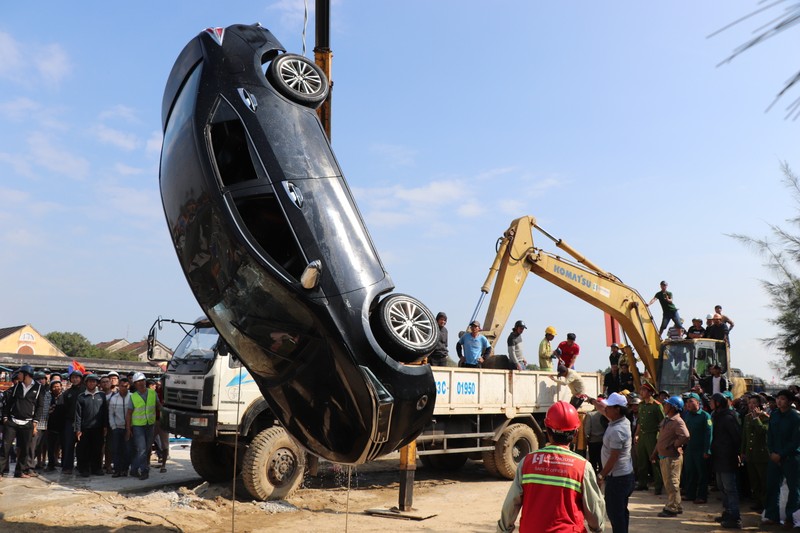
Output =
[
  {"x1": 520, "y1": 444, "x2": 587, "y2": 533},
  {"x1": 130, "y1": 389, "x2": 156, "y2": 426}
]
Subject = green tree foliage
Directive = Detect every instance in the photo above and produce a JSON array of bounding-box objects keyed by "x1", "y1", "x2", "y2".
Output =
[
  {"x1": 46, "y1": 331, "x2": 109, "y2": 359},
  {"x1": 731, "y1": 162, "x2": 800, "y2": 378}
]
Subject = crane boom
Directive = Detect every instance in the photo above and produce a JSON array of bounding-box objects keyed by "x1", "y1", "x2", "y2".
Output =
[{"x1": 480, "y1": 216, "x2": 661, "y2": 385}]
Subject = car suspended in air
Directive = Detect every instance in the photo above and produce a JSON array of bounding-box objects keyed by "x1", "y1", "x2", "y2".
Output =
[{"x1": 159, "y1": 23, "x2": 437, "y2": 464}]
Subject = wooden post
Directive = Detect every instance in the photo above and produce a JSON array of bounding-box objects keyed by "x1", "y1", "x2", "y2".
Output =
[{"x1": 398, "y1": 441, "x2": 417, "y2": 511}]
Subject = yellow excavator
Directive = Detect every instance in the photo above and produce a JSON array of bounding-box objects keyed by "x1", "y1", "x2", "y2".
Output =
[{"x1": 475, "y1": 215, "x2": 744, "y2": 397}]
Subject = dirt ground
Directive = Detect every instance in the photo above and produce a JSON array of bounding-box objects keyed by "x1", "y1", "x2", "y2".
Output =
[{"x1": 0, "y1": 458, "x2": 776, "y2": 532}]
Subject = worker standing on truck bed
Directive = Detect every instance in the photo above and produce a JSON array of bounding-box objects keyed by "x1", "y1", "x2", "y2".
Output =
[
  {"x1": 428, "y1": 312, "x2": 450, "y2": 367},
  {"x1": 647, "y1": 281, "x2": 683, "y2": 337},
  {"x1": 497, "y1": 401, "x2": 605, "y2": 533},
  {"x1": 456, "y1": 320, "x2": 491, "y2": 368},
  {"x1": 538, "y1": 326, "x2": 556, "y2": 371},
  {"x1": 506, "y1": 320, "x2": 527, "y2": 370},
  {"x1": 554, "y1": 333, "x2": 580, "y2": 369}
]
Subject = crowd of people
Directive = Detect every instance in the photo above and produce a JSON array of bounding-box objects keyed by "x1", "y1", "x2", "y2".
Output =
[
  {"x1": 0, "y1": 367, "x2": 168, "y2": 481},
  {"x1": 497, "y1": 383, "x2": 800, "y2": 532}
]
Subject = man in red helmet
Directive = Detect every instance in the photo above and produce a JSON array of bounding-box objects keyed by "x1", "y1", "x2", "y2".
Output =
[{"x1": 497, "y1": 401, "x2": 605, "y2": 532}]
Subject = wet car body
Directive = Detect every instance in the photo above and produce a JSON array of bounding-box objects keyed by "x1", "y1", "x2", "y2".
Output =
[{"x1": 159, "y1": 23, "x2": 436, "y2": 464}]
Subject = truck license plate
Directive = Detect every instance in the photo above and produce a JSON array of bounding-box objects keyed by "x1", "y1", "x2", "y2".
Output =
[{"x1": 169, "y1": 413, "x2": 176, "y2": 428}]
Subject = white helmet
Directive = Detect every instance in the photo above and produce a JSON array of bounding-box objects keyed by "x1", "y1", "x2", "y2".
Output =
[{"x1": 132, "y1": 372, "x2": 146, "y2": 383}]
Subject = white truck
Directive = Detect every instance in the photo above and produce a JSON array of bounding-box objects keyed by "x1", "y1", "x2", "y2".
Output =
[
  {"x1": 150, "y1": 318, "x2": 601, "y2": 501},
  {"x1": 418, "y1": 366, "x2": 602, "y2": 477}
]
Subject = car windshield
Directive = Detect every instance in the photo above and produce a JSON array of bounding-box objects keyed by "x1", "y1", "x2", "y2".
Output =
[{"x1": 171, "y1": 327, "x2": 219, "y2": 361}]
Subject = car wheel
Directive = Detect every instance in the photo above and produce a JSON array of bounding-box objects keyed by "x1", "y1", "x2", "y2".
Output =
[
  {"x1": 372, "y1": 293, "x2": 437, "y2": 363},
  {"x1": 266, "y1": 53, "x2": 329, "y2": 108}
]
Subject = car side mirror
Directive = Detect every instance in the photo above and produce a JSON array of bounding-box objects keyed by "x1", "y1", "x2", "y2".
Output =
[{"x1": 300, "y1": 260, "x2": 322, "y2": 289}]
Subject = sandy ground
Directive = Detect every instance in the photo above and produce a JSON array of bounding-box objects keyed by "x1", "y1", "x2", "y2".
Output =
[{"x1": 0, "y1": 455, "x2": 778, "y2": 532}]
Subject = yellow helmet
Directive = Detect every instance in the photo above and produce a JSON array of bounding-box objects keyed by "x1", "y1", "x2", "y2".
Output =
[{"x1": 545, "y1": 326, "x2": 557, "y2": 336}]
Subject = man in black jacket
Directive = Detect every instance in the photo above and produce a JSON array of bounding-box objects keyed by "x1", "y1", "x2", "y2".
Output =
[
  {"x1": 0, "y1": 365, "x2": 45, "y2": 478},
  {"x1": 74, "y1": 374, "x2": 108, "y2": 477},
  {"x1": 59, "y1": 370, "x2": 84, "y2": 474},
  {"x1": 700, "y1": 365, "x2": 729, "y2": 396},
  {"x1": 711, "y1": 392, "x2": 742, "y2": 529}
]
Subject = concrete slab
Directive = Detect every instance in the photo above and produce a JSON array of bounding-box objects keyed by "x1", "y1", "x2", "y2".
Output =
[{"x1": 0, "y1": 442, "x2": 202, "y2": 519}]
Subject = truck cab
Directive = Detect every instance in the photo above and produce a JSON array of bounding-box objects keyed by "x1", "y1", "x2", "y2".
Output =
[
  {"x1": 152, "y1": 318, "x2": 306, "y2": 500},
  {"x1": 657, "y1": 338, "x2": 737, "y2": 395},
  {"x1": 161, "y1": 319, "x2": 263, "y2": 440}
]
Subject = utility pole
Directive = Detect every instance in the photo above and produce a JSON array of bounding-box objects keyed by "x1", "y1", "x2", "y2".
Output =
[{"x1": 314, "y1": 0, "x2": 332, "y2": 140}]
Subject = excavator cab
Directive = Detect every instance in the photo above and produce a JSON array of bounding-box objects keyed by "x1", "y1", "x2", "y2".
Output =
[{"x1": 657, "y1": 339, "x2": 729, "y2": 393}]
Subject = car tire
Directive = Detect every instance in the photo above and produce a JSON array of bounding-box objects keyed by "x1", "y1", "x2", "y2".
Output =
[
  {"x1": 371, "y1": 293, "x2": 437, "y2": 363},
  {"x1": 190, "y1": 441, "x2": 238, "y2": 483},
  {"x1": 242, "y1": 427, "x2": 306, "y2": 501},
  {"x1": 266, "y1": 53, "x2": 329, "y2": 108}
]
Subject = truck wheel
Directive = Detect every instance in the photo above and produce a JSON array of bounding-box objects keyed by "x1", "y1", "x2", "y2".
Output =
[
  {"x1": 482, "y1": 441, "x2": 500, "y2": 477},
  {"x1": 242, "y1": 427, "x2": 306, "y2": 500},
  {"x1": 190, "y1": 441, "x2": 238, "y2": 483},
  {"x1": 371, "y1": 293, "x2": 437, "y2": 363},
  {"x1": 494, "y1": 424, "x2": 537, "y2": 479}
]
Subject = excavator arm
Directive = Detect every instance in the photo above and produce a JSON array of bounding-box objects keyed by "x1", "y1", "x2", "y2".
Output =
[{"x1": 480, "y1": 216, "x2": 661, "y2": 386}]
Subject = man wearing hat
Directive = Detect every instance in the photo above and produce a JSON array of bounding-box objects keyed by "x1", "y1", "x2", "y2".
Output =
[
  {"x1": 74, "y1": 374, "x2": 108, "y2": 477},
  {"x1": 683, "y1": 392, "x2": 712, "y2": 504},
  {"x1": 595, "y1": 392, "x2": 635, "y2": 533},
  {"x1": 497, "y1": 401, "x2": 605, "y2": 533},
  {"x1": 635, "y1": 381, "x2": 665, "y2": 493},
  {"x1": 107, "y1": 371, "x2": 120, "y2": 392},
  {"x1": 764, "y1": 389, "x2": 800, "y2": 527},
  {"x1": 700, "y1": 364, "x2": 729, "y2": 396},
  {"x1": 126, "y1": 372, "x2": 160, "y2": 480},
  {"x1": 609, "y1": 343, "x2": 623, "y2": 367},
  {"x1": 506, "y1": 320, "x2": 528, "y2": 371},
  {"x1": 33, "y1": 371, "x2": 50, "y2": 469},
  {"x1": 456, "y1": 320, "x2": 491, "y2": 368},
  {"x1": 58, "y1": 369, "x2": 85, "y2": 474},
  {"x1": 741, "y1": 393, "x2": 769, "y2": 512},
  {"x1": 652, "y1": 396, "x2": 690, "y2": 517},
  {"x1": 647, "y1": 280, "x2": 683, "y2": 337},
  {"x1": 619, "y1": 361, "x2": 635, "y2": 393},
  {"x1": 538, "y1": 326, "x2": 557, "y2": 371},
  {"x1": 710, "y1": 392, "x2": 742, "y2": 528},
  {"x1": 0, "y1": 365, "x2": 45, "y2": 477},
  {"x1": 550, "y1": 364, "x2": 586, "y2": 409},
  {"x1": 46, "y1": 379, "x2": 64, "y2": 472},
  {"x1": 687, "y1": 318, "x2": 706, "y2": 339},
  {"x1": 427, "y1": 312, "x2": 450, "y2": 367}
]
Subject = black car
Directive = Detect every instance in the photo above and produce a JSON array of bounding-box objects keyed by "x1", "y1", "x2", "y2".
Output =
[{"x1": 159, "y1": 23, "x2": 437, "y2": 464}]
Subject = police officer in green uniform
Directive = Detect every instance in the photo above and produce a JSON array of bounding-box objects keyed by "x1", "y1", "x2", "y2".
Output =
[
  {"x1": 741, "y1": 393, "x2": 770, "y2": 512},
  {"x1": 635, "y1": 381, "x2": 665, "y2": 493}
]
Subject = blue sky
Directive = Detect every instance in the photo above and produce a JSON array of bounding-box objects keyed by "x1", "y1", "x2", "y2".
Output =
[{"x1": 1, "y1": 2, "x2": 797, "y2": 384}]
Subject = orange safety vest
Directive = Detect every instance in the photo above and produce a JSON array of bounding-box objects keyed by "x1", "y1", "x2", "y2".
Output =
[{"x1": 519, "y1": 444, "x2": 588, "y2": 533}]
